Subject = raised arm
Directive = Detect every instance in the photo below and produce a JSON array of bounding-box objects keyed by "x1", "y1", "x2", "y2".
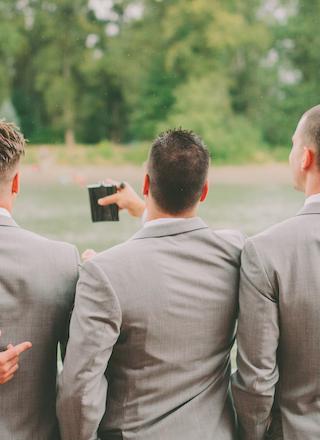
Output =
[{"x1": 98, "y1": 179, "x2": 146, "y2": 219}]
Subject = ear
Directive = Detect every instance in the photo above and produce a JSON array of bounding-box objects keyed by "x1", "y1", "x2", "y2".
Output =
[
  {"x1": 301, "y1": 147, "x2": 315, "y2": 171},
  {"x1": 12, "y1": 172, "x2": 20, "y2": 195},
  {"x1": 142, "y1": 174, "x2": 149, "y2": 196},
  {"x1": 200, "y1": 180, "x2": 209, "y2": 202}
]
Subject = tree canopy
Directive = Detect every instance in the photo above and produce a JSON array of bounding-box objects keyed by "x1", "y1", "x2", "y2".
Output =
[{"x1": 0, "y1": 0, "x2": 317, "y2": 158}]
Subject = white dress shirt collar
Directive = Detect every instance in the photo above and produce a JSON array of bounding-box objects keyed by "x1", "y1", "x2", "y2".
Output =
[
  {"x1": 304, "y1": 193, "x2": 320, "y2": 205},
  {"x1": 144, "y1": 217, "x2": 185, "y2": 229},
  {"x1": 0, "y1": 207, "x2": 11, "y2": 218},
  {"x1": 142, "y1": 209, "x2": 185, "y2": 228}
]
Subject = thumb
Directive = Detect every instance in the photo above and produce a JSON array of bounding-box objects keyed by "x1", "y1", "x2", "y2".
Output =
[{"x1": 98, "y1": 193, "x2": 119, "y2": 206}]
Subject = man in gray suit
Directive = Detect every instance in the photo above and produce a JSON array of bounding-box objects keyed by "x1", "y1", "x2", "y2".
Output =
[
  {"x1": 57, "y1": 129, "x2": 246, "y2": 440},
  {"x1": 0, "y1": 120, "x2": 79, "y2": 440},
  {"x1": 232, "y1": 104, "x2": 320, "y2": 439}
]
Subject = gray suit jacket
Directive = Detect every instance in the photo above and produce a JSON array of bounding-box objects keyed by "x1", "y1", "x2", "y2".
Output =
[
  {"x1": 57, "y1": 217, "x2": 246, "y2": 440},
  {"x1": 232, "y1": 202, "x2": 320, "y2": 440},
  {"x1": 0, "y1": 215, "x2": 79, "y2": 440}
]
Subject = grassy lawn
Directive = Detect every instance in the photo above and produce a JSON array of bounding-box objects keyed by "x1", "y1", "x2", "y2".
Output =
[{"x1": 22, "y1": 143, "x2": 292, "y2": 168}]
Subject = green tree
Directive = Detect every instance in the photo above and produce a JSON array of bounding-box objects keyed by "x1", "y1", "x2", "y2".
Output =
[
  {"x1": 1, "y1": 0, "x2": 286, "y2": 153},
  {"x1": 246, "y1": 0, "x2": 320, "y2": 147},
  {"x1": 0, "y1": 1, "x2": 25, "y2": 108},
  {"x1": 276, "y1": 0, "x2": 320, "y2": 143},
  {"x1": 10, "y1": 0, "x2": 118, "y2": 144},
  {"x1": 27, "y1": 0, "x2": 102, "y2": 145},
  {"x1": 104, "y1": 0, "x2": 272, "y2": 148},
  {"x1": 97, "y1": 0, "x2": 180, "y2": 140},
  {"x1": 158, "y1": 73, "x2": 267, "y2": 162},
  {"x1": 157, "y1": 0, "x2": 271, "y2": 157}
]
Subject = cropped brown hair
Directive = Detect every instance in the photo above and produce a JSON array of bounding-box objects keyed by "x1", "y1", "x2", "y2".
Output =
[
  {"x1": 147, "y1": 129, "x2": 210, "y2": 215},
  {"x1": 0, "y1": 119, "x2": 25, "y2": 177},
  {"x1": 301, "y1": 105, "x2": 320, "y2": 171}
]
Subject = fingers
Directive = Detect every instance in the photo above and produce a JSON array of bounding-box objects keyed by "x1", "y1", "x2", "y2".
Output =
[
  {"x1": 105, "y1": 178, "x2": 127, "y2": 192},
  {"x1": 0, "y1": 341, "x2": 31, "y2": 385},
  {"x1": 0, "y1": 360, "x2": 19, "y2": 385},
  {"x1": 105, "y1": 178, "x2": 120, "y2": 186},
  {"x1": 82, "y1": 249, "x2": 98, "y2": 260},
  {"x1": 99, "y1": 178, "x2": 146, "y2": 218},
  {"x1": 1, "y1": 374, "x2": 14, "y2": 385},
  {"x1": 0, "y1": 353, "x2": 19, "y2": 385},
  {"x1": 4, "y1": 362, "x2": 19, "y2": 376},
  {"x1": 13, "y1": 341, "x2": 32, "y2": 356},
  {"x1": 0, "y1": 341, "x2": 31, "y2": 364},
  {"x1": 0, "y1": 354, "x2": 18, "y2": 369},
  {"x1": 98, "y1": 180, "x2": 127, "y2": 206}
]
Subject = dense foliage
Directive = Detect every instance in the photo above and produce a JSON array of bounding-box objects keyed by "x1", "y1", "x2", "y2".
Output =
[{"x1": 0, "y1": 0, "x2": 318, "y2": 161}]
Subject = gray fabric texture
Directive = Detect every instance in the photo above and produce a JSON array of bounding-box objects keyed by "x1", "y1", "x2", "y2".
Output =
[
  {"x1": 232, "y1": 202, "x2": 320, "y2": 440},
  {"x1": 57, "y1": 217, "x2": 246, "y2": 440},
  {"x1": 0, "y1": 215, "x2": 79, "y2": 440}
]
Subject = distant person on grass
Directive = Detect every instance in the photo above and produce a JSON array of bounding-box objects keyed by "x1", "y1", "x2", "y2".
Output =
[
  {"x1": 57, "y1": 129, "x2": 246, "y2": 440},
  {"x1": 231, "y1": 104, "x2": 320, "y2": 440},
  {"x1": 0, "y1": 120, "x2": 79, "y2": 440}
]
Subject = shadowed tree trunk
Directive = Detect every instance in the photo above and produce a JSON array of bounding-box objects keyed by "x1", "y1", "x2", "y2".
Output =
[
  {"x1": 65, "y1": 127, "x2": 75, "y2": 146},
  {"x1": 63, "y1": 49, "x2": 75, "y2": 147}
]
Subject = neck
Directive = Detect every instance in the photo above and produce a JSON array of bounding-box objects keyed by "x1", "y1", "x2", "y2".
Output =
[
  {"x1": 304, "y1": 172, "x2": 320, "y2": 199},
  {"x1": 147, "y1": 212, "x2": 196, "y2": 221},
  {"x1": 0, "y1": 200, "x2": 12, "y2": 214},
  {"x1": 146, "y1": 200, "x2": 198, "y2": 222}
]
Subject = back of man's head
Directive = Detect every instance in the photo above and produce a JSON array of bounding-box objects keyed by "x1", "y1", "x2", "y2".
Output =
[
  {"x1": 301, "y1": 105, "x2": 320, "y2": 170},
  {"x1": 147, "y1": 129, "x2": 210, "y2": 216},
  {"x1": 0, "y1": 120, "x2": 25, "y2": 185}
]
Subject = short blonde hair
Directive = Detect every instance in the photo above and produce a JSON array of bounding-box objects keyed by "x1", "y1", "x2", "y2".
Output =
[{"x1": 0, "y1": 119, "x2": 25, "y2": 178}]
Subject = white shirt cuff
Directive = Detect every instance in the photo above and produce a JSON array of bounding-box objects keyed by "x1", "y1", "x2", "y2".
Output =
[{"x1": 141, "y1": 209, "x2": 148, "y2": 226}]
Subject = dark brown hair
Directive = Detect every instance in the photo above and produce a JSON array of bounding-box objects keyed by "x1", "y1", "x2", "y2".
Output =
[
  {"x1": 147, "y1": 129, "x2": 210, "y2": 215},
  {"x1": 0, "y1": 119, "x2": 25, "y2": 179}
]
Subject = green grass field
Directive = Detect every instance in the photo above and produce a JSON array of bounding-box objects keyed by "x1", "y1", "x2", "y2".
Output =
[
  {"x1": 22, "y1": 143, "x2": 292, "y2": 168},
  {"x1": 14, "y1": 181, "x2": 304, "y2": 254}
]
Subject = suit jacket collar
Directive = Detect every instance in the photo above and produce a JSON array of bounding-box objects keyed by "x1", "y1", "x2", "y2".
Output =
[
  {"x1": 0, "y1": 215, "x2": 19, "y2": 228},
  {"x1": 129, "y1": 217, "x2": 208, "y2": 241},
  {"x1": 296, "y1": 202, "x2": 320, "y2": 216}
]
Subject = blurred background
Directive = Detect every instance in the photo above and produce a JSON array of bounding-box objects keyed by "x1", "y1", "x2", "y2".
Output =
[
  {"x1": 1, "y1": 0, "x2": 318, "y2": 159},
  {"x1": 0, "y1": 0, "x2": 313, "y2": 252}
]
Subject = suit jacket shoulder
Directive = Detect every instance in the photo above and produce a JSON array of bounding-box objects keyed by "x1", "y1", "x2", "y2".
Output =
[
  {"x1": 93, "y1": 217, "x2": 246, "y2": 264},
  {"x1": 247, "y1": 202, "x2": 320, "y2": 247},
  {"x1": 0, "y1": 216, "x2": 80, "y2": 440}
]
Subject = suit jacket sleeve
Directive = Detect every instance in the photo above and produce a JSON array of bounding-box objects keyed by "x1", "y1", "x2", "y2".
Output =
[
  {"x1": 60, "y1": 245, "x2": 81, "y2": 360},
  {"x1": 231, "y1": 239, "x2": 280, "y2": 440},
  {"x1": 56, "y1": 258, "x2": 122, "y2": 440}
]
